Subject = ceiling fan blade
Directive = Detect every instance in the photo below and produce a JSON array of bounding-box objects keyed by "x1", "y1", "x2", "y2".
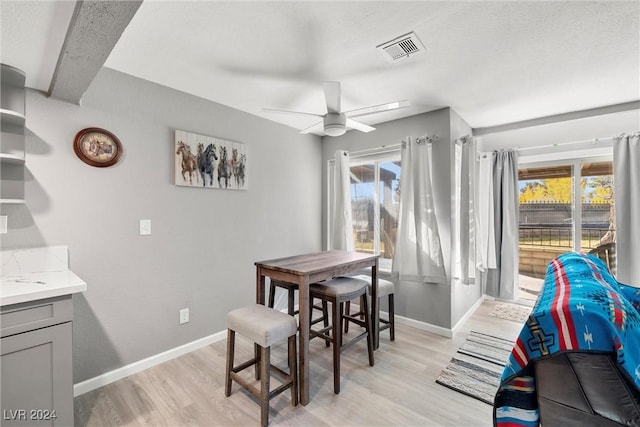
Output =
[
  {"x1": 323, "y1": 81, "x2": 341, "y2": 114},
  {"x1": 346, "y1": 118, "x2": 375, "y2": 133},
  {"x1": 344, "y1": 100, "x2": 410, "y2": 118},
  {"x1": 300, "y1": 120, "x2": 325, "y2": 134},
  {"x1": 262, "y1": 107, "x2": 323, "y2": 118}
]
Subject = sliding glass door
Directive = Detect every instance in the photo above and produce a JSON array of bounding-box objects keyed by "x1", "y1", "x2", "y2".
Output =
[
  {"x1": 327, "y1": 151, "x2": 401, "y2": 271},
  {"x1": 349, "y1": 156, "x2": 401, "y2": 268},
  {"x1": 518, "y1": 158, "x2": 614, "y2": 300}
]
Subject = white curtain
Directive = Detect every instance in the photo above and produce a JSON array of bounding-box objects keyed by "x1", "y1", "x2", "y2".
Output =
[
  {"x1": 331, "y1": 150, "x2": 355, "y2": 251},
  {"x1": 392, "y1": 137, "x2": 447, "y2": 283},
  {"x1": 475, "y1": 153, "x2": 497, "y2": 271},
  {"x1": 485, "y1": 149, "x2": 519, "y2": 300},
  {"x1": 453, "y1": 137, "x2": 477, "y2": 284},
  {"x1": 614, "y1": 132, "x2": 640, "y2": 285}
]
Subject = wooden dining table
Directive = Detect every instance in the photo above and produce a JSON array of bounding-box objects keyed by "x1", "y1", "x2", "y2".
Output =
[{"x1": 255, "y1": 250, "x2": 379, "y2": 405}]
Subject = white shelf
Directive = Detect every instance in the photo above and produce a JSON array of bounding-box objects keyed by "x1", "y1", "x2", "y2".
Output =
[
  {"x1": 0, "y1": 109, "x2": 26, "y2": 128},
  {"x1": 0, "y1": 153, "x2": 25, "y2": 165},
  {"x1": 1, "y1": 65, "x2": 26, "y2": 209},
  {"x1": 0, "y1": 64, "x2": 26, "y2": 88}
]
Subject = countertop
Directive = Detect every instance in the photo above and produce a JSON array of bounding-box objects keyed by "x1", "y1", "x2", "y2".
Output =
[{"x1": 1, "y1": 246, "x2": 87, "y2": 307}]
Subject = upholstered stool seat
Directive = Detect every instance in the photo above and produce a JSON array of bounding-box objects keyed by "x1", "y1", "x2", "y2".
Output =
[
  {"x1": 344, "y1": 274, "x2": 395, "y2": 341},
  {"x1": 225, "y1": 304, "x2": 298, "y2": 427},
  {"x1": 309, "y1": 276, "x2": 374, "y2": 394}
]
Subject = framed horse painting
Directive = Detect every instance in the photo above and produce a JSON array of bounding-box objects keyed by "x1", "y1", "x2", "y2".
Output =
[{"x1": 174, "y1": 130, "x2": 247, "y2": 190}]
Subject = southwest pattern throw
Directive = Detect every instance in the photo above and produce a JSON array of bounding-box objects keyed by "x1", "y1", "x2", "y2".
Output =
[{"x1": 493, "y1": 252, "x2": 640, "y2": 427}]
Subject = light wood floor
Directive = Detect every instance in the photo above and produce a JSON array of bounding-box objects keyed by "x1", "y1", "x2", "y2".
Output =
[{"x1": 74, "y1": 300, "x2": 524, "y2": 426}]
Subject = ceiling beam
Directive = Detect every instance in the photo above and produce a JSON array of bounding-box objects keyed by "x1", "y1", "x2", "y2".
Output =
[
  {"x1": 48, "y1": 0, "x2": 142, "y2": 105},
  {"x1": 473, "y1": 101, "x2": 640, "y2": 136}
]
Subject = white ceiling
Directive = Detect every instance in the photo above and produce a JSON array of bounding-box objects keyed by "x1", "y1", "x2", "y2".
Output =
[{"x1": 1, "y1": 1, "x2": 639, "y2": 134}]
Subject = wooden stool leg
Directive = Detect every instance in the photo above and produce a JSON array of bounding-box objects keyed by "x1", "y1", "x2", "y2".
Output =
[
  {"x1": 287, "y1": 287, "x2": 295, "y2": 316},
  {"x1": 268, "y1": 283, "x2": 276, "y2": 308},
  {"x1": 311, "y1": 298, "x2": 330, "y2": 347},
  {"x1": 260, "y1": 345, "x2": 270, "y2": 427},
  {"x1": 362, "y1": 295, "x2": 375, "y2": 367},
  {"x1": 344, "y1": 300, "x2": 351, "y2": 334},
  {"x1": 225, "y1": 329, "x2": 235, "y2": 397},
  {"x1": 332, "y1": 300, "x2": 341, "y2": 394},
  {"x1": 344, "y1": 296, "x2": 368, "y2": 335},
  {"x1": 255, "y1": 343, "x2": 261, "y2": 380},
  {"x1": 323, "y1": 301, "x2": 330, "y2": 347},
  {"x1": 322, "y1": 301, "x2": 329, "y2": 327},
  {"x1": 389, "y1": 294, "x2": 395, "y2": 341},
  {"x1": 289, "y1": 335, "x2": 298, "y2": 406}
]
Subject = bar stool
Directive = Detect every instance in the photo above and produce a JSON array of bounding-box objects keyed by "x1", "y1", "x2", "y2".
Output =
[
  {"x1": 225, "y1": 304, "x2": 298, "y2": 427},
  {"x1": 344, "y1": 274, "x2": 395, "y2": 341},
  {"x1": 309, "y1": 276, "x2": 374, "y2": 394},
  {"x1": 268, "y1": 279, "x2": 329, "y2": 330}
]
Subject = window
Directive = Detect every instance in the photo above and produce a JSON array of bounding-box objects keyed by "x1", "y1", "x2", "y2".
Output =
[{"x1": 328, "y1": 150, "x2": 401, "y2": 268}]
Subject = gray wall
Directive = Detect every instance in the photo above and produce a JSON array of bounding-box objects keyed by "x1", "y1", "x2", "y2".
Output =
[
  {"x1": 449, "y1": 108, "x2": 483, "y2": 328},
  {"x1": 321, "y1": 108, "x2": 482, "y2": 330},
  {"x1": 0, "y1": 68, "x2": 323, "y2": 382}
]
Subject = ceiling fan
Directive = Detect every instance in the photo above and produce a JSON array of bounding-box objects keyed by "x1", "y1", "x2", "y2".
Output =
[{"x1": 263, "y1": 81, "x2": 409, "y2": 137}]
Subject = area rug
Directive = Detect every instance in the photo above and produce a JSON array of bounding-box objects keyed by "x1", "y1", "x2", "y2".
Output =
[
  {"x1": 489, "y1": 303, "x2": 532, "y2": 324},
  {"x1": 435, "y1": 331, "x2": 514, "y2": 405}
]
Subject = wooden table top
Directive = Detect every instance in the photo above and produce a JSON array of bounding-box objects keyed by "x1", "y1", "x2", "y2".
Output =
[{"x1": 255, "y1": 250, "x2": 378, "y2": 276}]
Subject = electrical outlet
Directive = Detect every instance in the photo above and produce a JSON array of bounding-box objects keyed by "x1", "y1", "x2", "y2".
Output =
[
  {"x1": 179, "y1": 308, "x2": 189, "y2": 324},
  {"x1": 0, "y1": 215, "x2": 7, "y2": 234}
]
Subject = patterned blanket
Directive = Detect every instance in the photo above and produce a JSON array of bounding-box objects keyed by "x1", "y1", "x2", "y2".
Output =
[{"x1": 493, "y1": 252, "x2": 640, "y2": 427}]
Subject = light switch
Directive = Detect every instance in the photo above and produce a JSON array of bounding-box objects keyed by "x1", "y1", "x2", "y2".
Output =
[
  {"x1": 139, "y1": 219, "x2": 151, "y2": 236},
  {"x1": 0, "y1": 215, "x2": 7, "y2": 234}
]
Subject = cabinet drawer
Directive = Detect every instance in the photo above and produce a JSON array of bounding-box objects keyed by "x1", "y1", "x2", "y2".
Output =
[{"x1": 1, "y1": 296, "x2": 72, "y2": 338}]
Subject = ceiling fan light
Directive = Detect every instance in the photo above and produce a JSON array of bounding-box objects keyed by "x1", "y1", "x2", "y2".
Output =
[
  {"x1": 324, "y1": 113, "x2": 347, "y2": 137},
  {"x1": 324, "y1": 124, "x2": 346, "y2": 137}
]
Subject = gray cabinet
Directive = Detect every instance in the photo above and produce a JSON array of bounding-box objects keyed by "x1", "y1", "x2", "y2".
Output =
[
  {"x1": 1, "y1": 63, "x2": 26, "y2": 204},
  {"x1": 1, "y1": 296, "x2": 74, "y2": 427}
]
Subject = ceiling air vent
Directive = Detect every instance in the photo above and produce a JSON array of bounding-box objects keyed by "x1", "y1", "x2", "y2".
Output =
[{"x1": 377, "y1": 31, "x2": 425, "y2": 62}]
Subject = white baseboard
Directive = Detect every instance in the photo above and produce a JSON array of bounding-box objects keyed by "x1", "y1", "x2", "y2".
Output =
[
  {"x1": 350, "y1": 304, "x2": 455, "y2": 339},
  {"x1": 394, "y1": 314, "x2": 454, "y2": 338},
  {"x1": 451, "y1": 295, "x2": 484, "y2": 336},
  {"x1": 74, "y1": 297, "x2": 485, "y2": 396},
  {"x1": 375, "y1": 295, "x2": 484, "y2": 339},
  {"x1": 73, "y1": 330, "x2": 227, "y2": 397}
]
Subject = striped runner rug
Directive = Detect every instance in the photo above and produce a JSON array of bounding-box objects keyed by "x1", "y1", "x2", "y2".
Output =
[{"x1": 435, "y1": 331, "x2": 514, "y2": 405}]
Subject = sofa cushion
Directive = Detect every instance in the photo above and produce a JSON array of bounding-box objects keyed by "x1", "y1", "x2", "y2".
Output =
[{"x1": 536, "y1": 352, "x2": 640, "y2": 426}]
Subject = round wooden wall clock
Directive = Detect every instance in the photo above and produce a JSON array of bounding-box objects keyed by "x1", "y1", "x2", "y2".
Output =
[{"x1": 73, "y1": 127, "x2": 123, "y2": 167}]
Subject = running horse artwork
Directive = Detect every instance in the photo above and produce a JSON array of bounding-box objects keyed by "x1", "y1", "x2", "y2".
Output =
[
  {"x1": 230, "y1": 148, "x2": 247, "y2": 189},
  {"x1": 236, "y1": 153, "x2": 246, "y2": 188},
  {"x1": 174, "y1": 130, "x2": 247, "y2": 190},
  {"x1": 176, "y1": 141, "x2": 198, "y2": 185},
  {"x1": 197, "y1": 143, "x2": 218, "y2": 186},
  {"x1": 217, "y1": 145, "x2": 231, "y2": 188}
]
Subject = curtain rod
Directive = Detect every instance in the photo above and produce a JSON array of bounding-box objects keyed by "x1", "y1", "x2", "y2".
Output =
[
  {"x1": 415, "y1": 134, "x2": 439, "y2": 144},
  {"x1": 400, "y1": 134, "x2": 439, "y2": 148},
  {"x1": 348, "y1": 143, "x2": 402, "y2": 158},
  {"x1": 455, "y1": 134, "x2": 472, "y2": 144},
  {"x1": 348, "y1": 134, "x2": 440, "y2": 158},
  {"x1": 517, "y1": 135, "x2": 616, "y2": 152}
]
